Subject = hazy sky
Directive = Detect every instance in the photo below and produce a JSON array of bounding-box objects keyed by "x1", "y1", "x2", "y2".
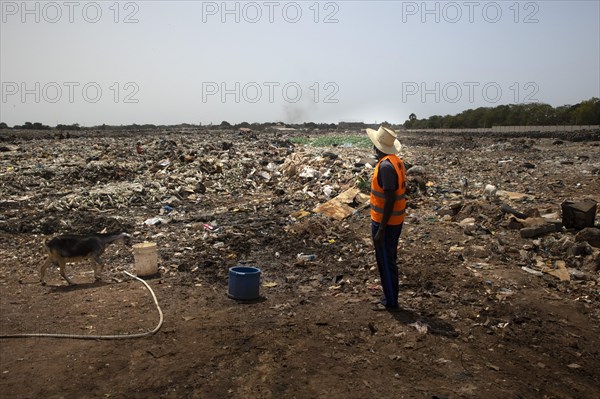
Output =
[{"x1": 1, "y1": 0, "x2": 599, "y2": 126}]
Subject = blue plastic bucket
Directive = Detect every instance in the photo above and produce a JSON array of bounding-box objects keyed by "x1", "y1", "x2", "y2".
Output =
[{"x1": 228, "y1": 266, "x2": 261, "y2": 300}]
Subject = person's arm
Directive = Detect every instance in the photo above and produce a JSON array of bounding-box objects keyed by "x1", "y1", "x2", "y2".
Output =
[
  {"x1": 373, "y1": 190, "x2": 396, "y2": 246},
  {"x1": 373, "y1": 160, "x2": 398, "y2": 246}
]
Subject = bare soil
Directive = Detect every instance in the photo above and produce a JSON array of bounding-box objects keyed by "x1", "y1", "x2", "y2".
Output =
[{"x1": 1, "y1": 128, "x2": 599, "y2": 399}]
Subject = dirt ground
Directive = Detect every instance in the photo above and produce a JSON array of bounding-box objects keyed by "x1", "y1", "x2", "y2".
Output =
[{"x1": 0, "y1": 128, "x2": 599, "y2": 399}]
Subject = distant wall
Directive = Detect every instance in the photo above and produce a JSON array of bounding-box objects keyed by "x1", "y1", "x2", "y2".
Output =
[{"x1": 407, "y1": 125, "x2": 599, "y2": 133}]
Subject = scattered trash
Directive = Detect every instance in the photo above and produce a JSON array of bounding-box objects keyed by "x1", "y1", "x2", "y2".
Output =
[
  {"x1": 496, "y1": 190, "x2": 533, "y2": 201},
  {"x1": 500, "y1": 203, "x2": 527, "y2": 219},
  {"x1": 290, "y1": 209, "x2": 311, "y2": 219},
  {"x1": 459, "y1": 218, "x2": 476, "y2": 227},
  {"x1": 562, "y1": 200, "x2": 597, "y2": 229},
  {"x1": 144, "y1": 216, "x2": 170, "y2": 226},
  {"x1": 487, "y1": 363, "x2": 501, "y2": 371},
  {"x1": 313, "y1": 187, "x2": 362, "y2": 220},
  {"x1": 322, "y1": 185, "x2": 335, "y2": 198},
  {"x1": 409, "y1": 321, "x2": 429, "y2": 335},
  {"x1": 406, "y1": 165, "x2": 426, "y2": 176},
  {"x1": 202, "y1": 223, "x2": 219, "y2": 232},
  {"x1": 297, "y1": 254, "x2": 317, "y2": 262},
  {"x1": 496, "y1": 288, "x2": 514, "y2": 301},
  {"x1": 521, "y1": 266, "x2": 544, "y2": 277},
  {"x1": 520, "y1": 222, "x2": 560, "y2": 239},
  {"x1": 575, "y1": 227, "x2": 600, "y2": 248},
  {"x1": 368, "y1": 322, "x2": 377, "y2": 335},
  {"x1": 483, "y1": 184, "x2": 497, "y2": 201},
  {"x1": 299, "y1": 166, "x2": 318, "y2": 179},
  {"x1": 542, "y1": 260, "x2": 570, "y2": 281}
]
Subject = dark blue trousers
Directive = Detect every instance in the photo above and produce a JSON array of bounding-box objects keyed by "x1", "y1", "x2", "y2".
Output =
[{"x1": 371, "y1": 221, "x2": 404, "y2": 308}]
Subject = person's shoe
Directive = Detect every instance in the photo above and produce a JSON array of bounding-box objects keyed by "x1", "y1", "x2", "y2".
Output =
[
  {"x1": 372, "y1": 303, "x2": 401, "y2": 312},
  {"x1": 371, "y1": 303, "x2": 388, "y2": 311}
]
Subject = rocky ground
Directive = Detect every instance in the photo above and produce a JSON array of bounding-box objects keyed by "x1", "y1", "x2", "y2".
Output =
[{"x1": 0, "y1": 128, "x2": 599, "y2": 399}]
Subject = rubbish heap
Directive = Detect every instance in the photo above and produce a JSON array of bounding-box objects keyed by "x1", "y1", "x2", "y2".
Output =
[{"x1": 0, "y1": 128, "x2": 598, "y2": 313}]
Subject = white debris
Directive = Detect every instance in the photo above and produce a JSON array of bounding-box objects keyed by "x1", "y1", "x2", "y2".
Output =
[{"x1": 483, "y1": 184, "x2": 497, "y2": 201}]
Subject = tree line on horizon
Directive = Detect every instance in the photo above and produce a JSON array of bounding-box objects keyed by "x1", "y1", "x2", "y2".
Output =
[
  {"x1": 0, "y1": 120, "x2": 338, "y2": 131},
  {"x1": 403, "y1": 98, "x2": 600, "y2": 129},
  {"x1": 1, "y1": 98, "x2": 598, "y2": 131}
]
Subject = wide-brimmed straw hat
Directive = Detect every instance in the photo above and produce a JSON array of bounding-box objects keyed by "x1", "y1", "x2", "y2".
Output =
[{"x1": 366, "y1": 125, "x2": 402, "y2": 154}]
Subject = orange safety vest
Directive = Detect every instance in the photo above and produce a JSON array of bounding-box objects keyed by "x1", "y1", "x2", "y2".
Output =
[{"x1": 370, "y1": 154, "x2": 407, "y2": 225}]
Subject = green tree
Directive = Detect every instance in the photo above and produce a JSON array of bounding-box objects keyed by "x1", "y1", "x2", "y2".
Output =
[{"x1": 573, "y1": 97, "x2": 600, "y2": 124}]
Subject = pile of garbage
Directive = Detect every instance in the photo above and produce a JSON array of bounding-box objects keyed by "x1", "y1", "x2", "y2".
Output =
[{"x1": 0, "y1": 129, "x2": 598, "y2": 305}]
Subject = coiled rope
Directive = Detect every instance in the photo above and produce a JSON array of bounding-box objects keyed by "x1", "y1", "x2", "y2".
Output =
[{"x1": 0, "y1": 271, "x2": 163, "y2": 340}]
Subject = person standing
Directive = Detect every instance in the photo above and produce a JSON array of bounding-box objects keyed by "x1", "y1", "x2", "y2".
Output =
[{"x1": 366, "y1": 125, "x2": 407, "y2": 311}]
